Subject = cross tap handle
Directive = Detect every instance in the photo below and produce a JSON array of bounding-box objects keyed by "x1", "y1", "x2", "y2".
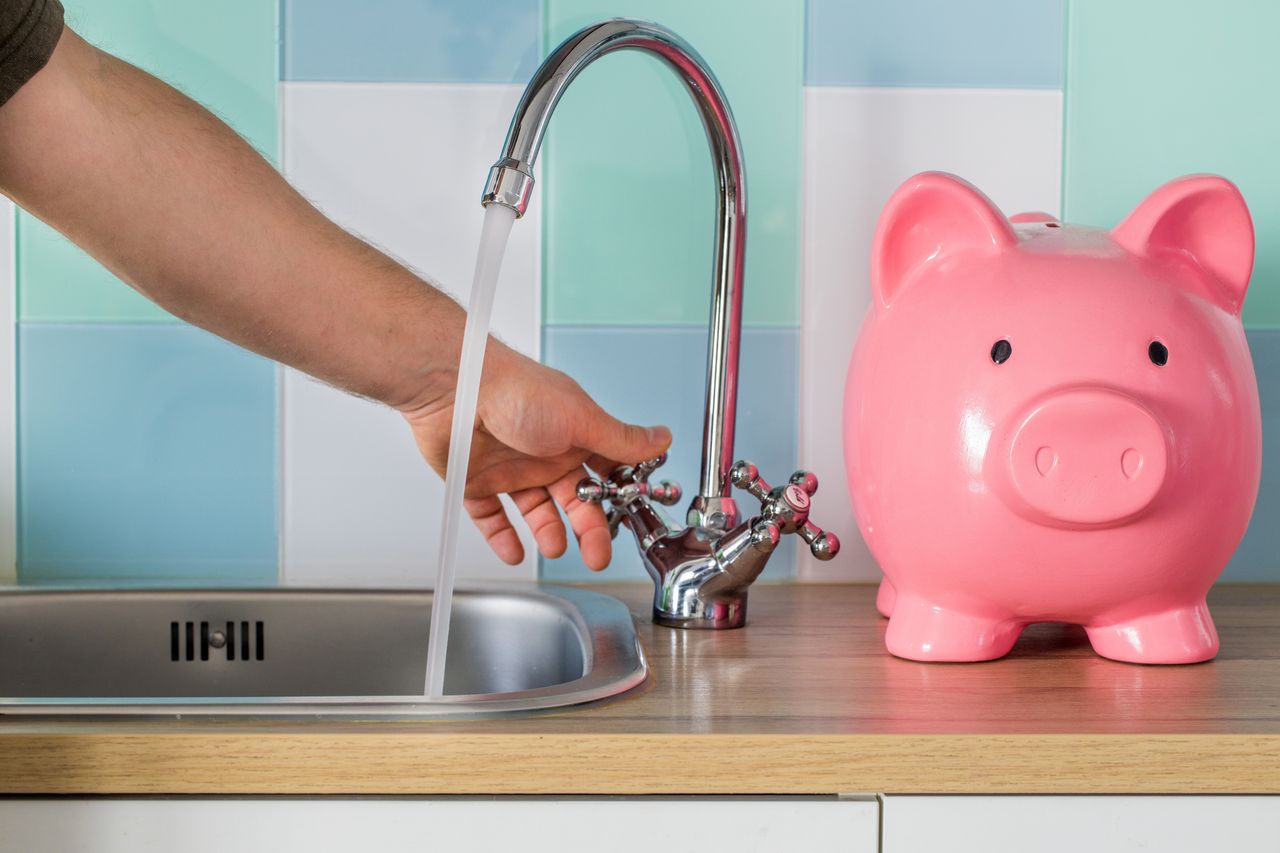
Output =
[
  {"x1": 576, "y1": 452, "x2": 684, "y2": 521},
  {"x1": 729, "y1": 460, "x2": 841, "y2": 562}
]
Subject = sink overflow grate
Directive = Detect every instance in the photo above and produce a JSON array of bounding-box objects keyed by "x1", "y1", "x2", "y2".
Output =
[{"x1": 170, "y1": 621, "x2": 264, "y2": 662}]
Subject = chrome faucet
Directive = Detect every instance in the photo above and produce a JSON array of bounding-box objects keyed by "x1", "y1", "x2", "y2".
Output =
[{"x1": 482, "y1": 18, "x2": 839, "y2": 628}]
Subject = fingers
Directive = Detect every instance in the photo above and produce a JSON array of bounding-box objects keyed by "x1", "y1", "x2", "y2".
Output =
[
  {"x1": 464, "y1": 495, "x2": 524, "y2": 565},
  {"x1": 574, "y1": 402, "x2": 671, "y2": 469},
  {"x1": 585, "y1": 454, "x2": 621, "y2": 479},
  {"x1": 548, "y1": 468, "x2": 615, "y2": 572},
  {"x1": 470, "y1": 463, "x2": 622, "y2": 571},
  {"x1": 464, "y1": 450, "x2": 584, "y2": 501},
  {"x1": 467, "y1": 488, "x2": 574, "y2": 565},
  {"x1": 509, "y1": 486, "x2": 568, "y2": 559}
]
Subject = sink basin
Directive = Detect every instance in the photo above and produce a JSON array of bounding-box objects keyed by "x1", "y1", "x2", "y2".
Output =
[{"x1": 0, "y1": 584, "x2": 646, "y2": 719}]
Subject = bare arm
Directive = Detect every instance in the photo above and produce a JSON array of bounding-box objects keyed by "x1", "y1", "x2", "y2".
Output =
[
  {"x1": 0, "y1": 27, "x2": 462, "y2": 409},
  {"x1": 0, "y1": 28, "x2": 669, "y2": 569}
]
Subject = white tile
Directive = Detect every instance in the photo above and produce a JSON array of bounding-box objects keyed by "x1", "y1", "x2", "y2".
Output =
[
  {"x1": 798, "y1": 87, "x2": 1063, "y2": 581},
  {"x1": 280, "y1": 369, "x2": 535, "y2": 584},
  {"x1": 280, "y1": 82, "x2": 540, "y2": 584},
  {"x1": 280, "y1": 81, "x2": 539, "y2": 356}
]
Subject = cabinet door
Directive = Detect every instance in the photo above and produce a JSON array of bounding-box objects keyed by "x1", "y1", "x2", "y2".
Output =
[
  {"x1": 0, "y1": 797, "x2": 879, "y2": 853},
  {"x1": 883, "y1": 796, "x2": 1280, "y2": 853}
]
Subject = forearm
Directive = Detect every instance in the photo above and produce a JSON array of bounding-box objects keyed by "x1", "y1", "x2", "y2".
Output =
[{"x1": 0, "y1": 27, "x2": 470, "y2": 410}]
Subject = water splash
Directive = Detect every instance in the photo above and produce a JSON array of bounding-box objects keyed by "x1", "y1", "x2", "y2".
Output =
[{"x1": 423, "y1": 203, "x2": 518, "y2": 698}]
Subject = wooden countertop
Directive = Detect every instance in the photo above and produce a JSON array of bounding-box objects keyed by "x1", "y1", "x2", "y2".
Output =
[{"x1": 2, "y1": 583, "x2": 1279, "y2": 795}]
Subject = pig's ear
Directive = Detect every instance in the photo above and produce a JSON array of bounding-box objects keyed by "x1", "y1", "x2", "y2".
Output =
[
  {"x1": 871, "y1": 172, "x2": 1017, "y2": 309},
  {"x1": 1111, "y1": 175, "x2": 1254, "y2": 315}
]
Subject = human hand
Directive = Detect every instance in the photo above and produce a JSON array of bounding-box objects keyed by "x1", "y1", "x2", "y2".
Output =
[{"x1": 400, "y1": 342, "x2": 671, "y2": 570}]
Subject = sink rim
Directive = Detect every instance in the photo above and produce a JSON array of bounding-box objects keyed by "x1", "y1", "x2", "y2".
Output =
[{"x1": 0, "y1": 583, "x2": 648, "y2": 719}]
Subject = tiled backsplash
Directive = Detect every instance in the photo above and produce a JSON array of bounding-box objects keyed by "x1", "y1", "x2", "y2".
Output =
[
  {"x1": 5, "y1": 0, "x2": 1278, "y2": 586},
  {"x1": 18, "y1": 325, "x2": 276, "y2": 584}
]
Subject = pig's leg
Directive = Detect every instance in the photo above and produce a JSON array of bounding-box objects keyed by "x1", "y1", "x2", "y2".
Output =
[
  {"x1": 884, "y1": 593, "x2": 1024, "y2": 662},
  {"x1": 876, "y1": 578, "x2": 896, "y2": 618},
  {"x1": 1085, "y1": 600, "x2": 1218, "y2": 664}
]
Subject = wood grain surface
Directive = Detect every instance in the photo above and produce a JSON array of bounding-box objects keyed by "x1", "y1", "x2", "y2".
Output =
[{"x1": 2, "y1": 583, "x2": 1278, "y2": 794}]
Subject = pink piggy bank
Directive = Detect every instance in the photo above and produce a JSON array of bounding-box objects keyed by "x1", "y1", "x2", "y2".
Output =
[{"x1": 844, "y1": 172, "x2": 1261, "y2": 664}]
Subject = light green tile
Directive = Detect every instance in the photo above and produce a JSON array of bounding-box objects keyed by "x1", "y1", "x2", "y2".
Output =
[
  {"x1": 18, "y1": 0, "x2": 278, "y2": 322},
  {"x1": 1063, "y1": 0, "x2": 1280, "y2": 326},
  {"x1": 542, "y1": 1, "x2": 803, "y2": 326}
]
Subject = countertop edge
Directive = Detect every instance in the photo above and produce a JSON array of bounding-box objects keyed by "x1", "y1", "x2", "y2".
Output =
[{"x1": 2, "y1": 733, "x2": 1279, "y2": 795}]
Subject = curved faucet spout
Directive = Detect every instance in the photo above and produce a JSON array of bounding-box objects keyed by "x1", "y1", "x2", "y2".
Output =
[{"x1": 481, "y1": 18, "x2": 746, "y2": 531}]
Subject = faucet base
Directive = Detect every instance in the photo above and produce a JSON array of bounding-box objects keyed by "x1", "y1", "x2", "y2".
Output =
[{"x1": 652, "y1": 592, "x2": 747, "y2": 630}]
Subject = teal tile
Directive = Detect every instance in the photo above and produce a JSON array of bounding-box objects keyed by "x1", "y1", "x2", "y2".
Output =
[
  {"x1": 542, "y1": 0, "x2": 803, "y2": 327},
  {"x1": 1063, "y1": 0, "x2": 1280, "y2": 326},
  {"x1": 18, "y1": 325, "x2": 277, "y2": 584},
  {"x1": 540, "y1": 325, "x2": 798, "y2": 582},
  {"x1": 283, "y1": 0, "x2": 540, "y2": 83},
  {"x1": 1226, "y1": 330, "x2": 1280, "y2": 580},
  {"x1": 18, "y1": 0, "x2": 278, "y2": 322},
  {"x1": 806, "y1": 0, "x2": 1064, "y2": 88}
]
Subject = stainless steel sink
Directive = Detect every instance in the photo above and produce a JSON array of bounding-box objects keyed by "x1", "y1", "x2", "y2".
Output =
[{"x1": 0, "y1": 584, "x2": 646, "y2": 719}]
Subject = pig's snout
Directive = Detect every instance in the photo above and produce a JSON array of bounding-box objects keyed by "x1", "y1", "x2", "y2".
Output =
[{"x1": 1003, "y1": 388, "x2": 1168, "y2": 527}]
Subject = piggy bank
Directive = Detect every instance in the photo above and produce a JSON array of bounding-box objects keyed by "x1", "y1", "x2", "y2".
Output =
[{"x1": 844, "y1": 172, "x2": 1261, "y2": 664}]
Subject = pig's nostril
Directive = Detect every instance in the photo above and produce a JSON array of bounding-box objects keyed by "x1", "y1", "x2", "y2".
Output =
[
  {"x1": 1035, "y1": 446, "x2": 1058, "y2": 476},
  {"x1": 1121, "y1": 448, "x2": 1143, "y2": 479}
]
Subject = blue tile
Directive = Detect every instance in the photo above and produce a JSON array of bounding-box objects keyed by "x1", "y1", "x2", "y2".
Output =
[
  {"x1": 805, "y1": 0, "x2": 1064, "y2": 88},
  {"x1": 282, "y1": 0, "x2": 540, "y2": 83},
  {"x1": 1225, "y1": 330, "x2": 1280, "y2": 580},
  {"x1": 18, "y1": 325, "x2": 277, "y2": 584},
  {"x1": 540, "y1": 326, "x2": 798, "y2": 582}
]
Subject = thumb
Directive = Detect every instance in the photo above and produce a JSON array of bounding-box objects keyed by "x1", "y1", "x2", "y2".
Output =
[{"x1": 576, "y1": 404, "x2": 671, "y2": 465}]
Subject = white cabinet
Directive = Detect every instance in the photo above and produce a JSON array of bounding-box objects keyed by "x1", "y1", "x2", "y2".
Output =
[
  {"x1": 0, "y1": 797, "x2": 879, "y2": 853},
  {"x1": 883, "y1": 796, "x2": 1280, "y2": 853},
  {"x1": 11, "y1": 793, "x2": 1280, "y2": 851}
]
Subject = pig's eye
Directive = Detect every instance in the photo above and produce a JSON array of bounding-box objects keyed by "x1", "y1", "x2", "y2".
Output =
[
  {"x1": 1148, "y1": 340, "x2": 1169, "y2": 366},
  {"x1": 990, "y1": 339, "x2": 1012, "y2": 364}
]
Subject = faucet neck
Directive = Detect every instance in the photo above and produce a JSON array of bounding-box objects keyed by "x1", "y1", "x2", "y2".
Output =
[{"x1": 482, "y1": 18, "x2": 747, "y2": 531}]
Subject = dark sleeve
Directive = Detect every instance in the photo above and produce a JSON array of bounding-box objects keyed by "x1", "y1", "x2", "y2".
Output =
[{"x1": 0, "y1": 0, "x2": 64, "y2": 107}]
